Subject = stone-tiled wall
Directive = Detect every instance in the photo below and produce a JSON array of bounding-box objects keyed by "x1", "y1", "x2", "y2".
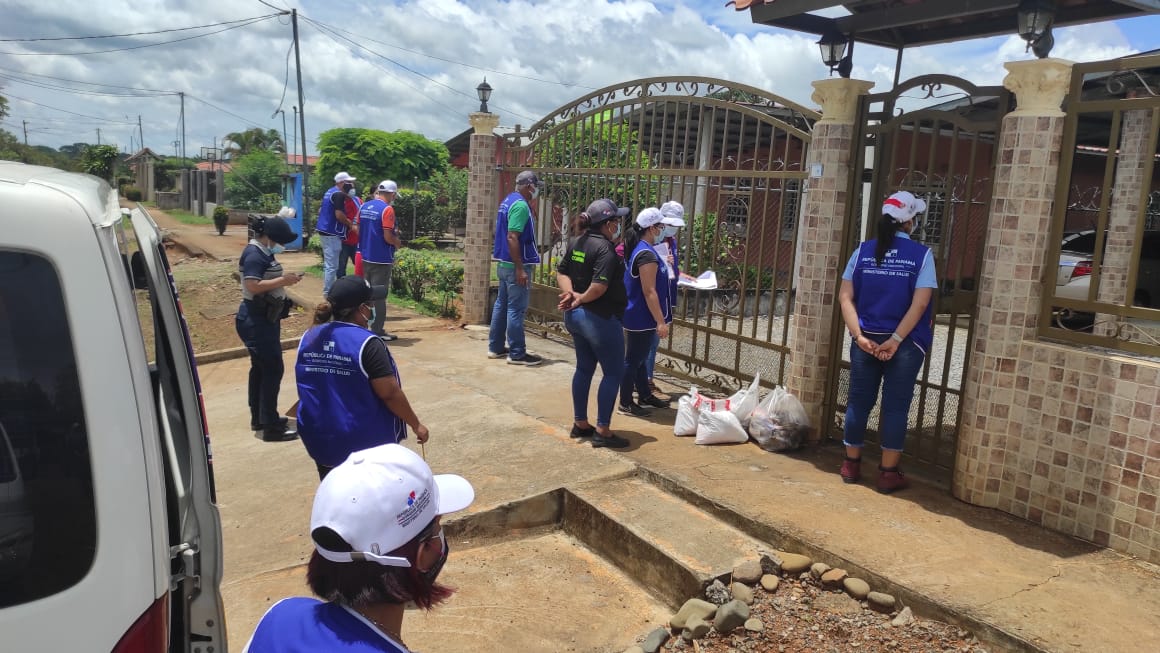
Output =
[{"x1": 464, "y1": 118, "x2": 499, "y2": 325}]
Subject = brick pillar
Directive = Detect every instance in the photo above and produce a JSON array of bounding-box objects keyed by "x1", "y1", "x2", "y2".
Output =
[
  {"x1": 787, "y1": 77, "x2": 874, "y2": 435},
  {"x1": 1094, "y1": 109, "x2": 1153, "y2": 336},
  {"x1": 953, "y1": 58, "x2": 1074, "y2": 508},
  {"x1": 464, "y1": 112, "x2": 501, "y2": 325}
]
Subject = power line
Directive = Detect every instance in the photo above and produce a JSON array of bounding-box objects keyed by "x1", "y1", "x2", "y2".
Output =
[
  {"x1": 0, "y1": 71, "x2": 173, "y2": 98},
  {"x1": 0, "y1": 15, "x2": 278, "y2": 56},
  {"x1": 185, "y1": 93, "x2": 268, "y2": 130},
  {"x1": 273, "y1": 38, "x2": 294, "y2": 114},
  {"x1": 0, "y1": 65, "x2": 175, "y2": 94},
  {"x1": 0, "y1": 14, "x2": 281, "y2": 42},
  {"x1": 3, "y1": 91, "x2": 138, "y2": 124}
]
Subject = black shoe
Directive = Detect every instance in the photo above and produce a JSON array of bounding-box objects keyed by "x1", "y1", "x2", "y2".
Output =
[
  {"x1": 507, "y1": 353, "x2": 543, "y2": 366},
  {"x1": 617, "y1": 402, "x2": 650, "y2": 416},
  {"x1": 570, "y1": 424, "x2": 595, "y2": 439},
  {"x1": 487, "y1": 348, "x2": 509, "y2": 359},
  {"x1": 380, "y1": 333, "x2": 398, "y2": 342},
  {"x1": 261, "y1": 420, "x2": 298, "y2": 442},
  {"x1": 254, "y1": 417, "x2": 287, "y2": 432},
  {"x1": 639, "y1": 394, "x2": 671, "y2": 409},
  {"x1": 591, "y1": 432, "x2": 630, "y2": 448}
]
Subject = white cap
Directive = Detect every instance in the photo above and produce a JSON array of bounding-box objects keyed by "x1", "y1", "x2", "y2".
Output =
[
  {"x1": 310, "y1": 444, "x2": 475, "y2": 567},
  {"x1": 882, "y1": 191, "x2": 927, "y2": 224},
  {"x1": 635, "y1": 207, "x2": 664, "y2": 229},
  {"x1": 276, "y1": 206, "x2": 296, "y2": 219},
  {"x1": 377, "y1": 180, "x2": 398, "y2": 194},
  {"x1": 659, "y1": 201, "x2": 686, "y2": 227},
  {"x1": 334, "y1": 171, "x2": 357, "y2": 184}
]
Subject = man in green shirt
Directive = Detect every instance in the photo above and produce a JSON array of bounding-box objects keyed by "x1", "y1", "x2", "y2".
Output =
[{"x1": 488, "y1": 170, "x2": 543, "y2": 365}]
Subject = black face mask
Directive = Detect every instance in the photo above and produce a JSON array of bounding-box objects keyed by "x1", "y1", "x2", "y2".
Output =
[
  {"x1": 419, "y1": 536, "x2": 449, "y2": 586},
  {"x1": 342, "y1": 183, "x2": 354, "y2": 193}
]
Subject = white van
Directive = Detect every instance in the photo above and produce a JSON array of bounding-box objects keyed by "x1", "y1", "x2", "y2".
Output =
[{"x1": 0, "y1": 162, "x2": 226, "y2": 652}]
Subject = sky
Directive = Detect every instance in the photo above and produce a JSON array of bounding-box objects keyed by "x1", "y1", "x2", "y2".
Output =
[{"x1": 0, "y1": 0, "x2": 1156, "y2": 157}]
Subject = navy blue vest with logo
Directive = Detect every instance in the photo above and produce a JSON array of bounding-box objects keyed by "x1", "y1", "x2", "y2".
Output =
[
  {"x1": 851, "y1": 237, "x2": 934, "y2": 352},
  {"x1": 358, "y1": 198, "x2": 396, "y2": 264},
  {"x1": 492, "y1": 191, "x2": 541, "y2": 265},
  {"x1": 622, "y1": 239, "x2": 671, "y2": 331},
  {"x1": 245, "y1": 598, "x2": 408, "y2": 653},
  {"x1": 295, "y1": 322, "x2": 405, "y2": 467},
  {"x1": 316, "y1": 186, "x2": 347, "y2": 237}
]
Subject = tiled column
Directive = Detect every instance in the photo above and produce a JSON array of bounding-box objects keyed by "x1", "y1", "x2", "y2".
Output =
[
  {"x1": 787, "y1": 77, "x2": 873, "y2": 436},
  {"x1": 1094, "y1": 109, "x2": 1154, "y2": 336},
  {"x1": 464, "y1": 112, "x2": 501, "y2": 325},
  {"x1": 953, "y1": 58, "x2": 1074, "y2": 508}
]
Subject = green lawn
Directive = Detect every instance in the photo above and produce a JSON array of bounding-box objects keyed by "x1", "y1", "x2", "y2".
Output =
[{"x1": 165, "y1": 208, "x2": 213, "y2": 226}]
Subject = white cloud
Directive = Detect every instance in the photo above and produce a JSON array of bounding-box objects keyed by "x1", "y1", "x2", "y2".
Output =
[{"x1": 0, "y1": 0, "x2": 1150, "y2": 154}]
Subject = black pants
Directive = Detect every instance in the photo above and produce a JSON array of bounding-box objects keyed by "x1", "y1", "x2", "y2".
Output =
[
  {"x1": 316, "y1": 462, "x2": 334, "y2": 481},
  {"x1": 338, "y1": 243, "x2": 357, "y2": 279},
  {"x1": 235, "y1": 301, "x2": 283, "y2": 429}
]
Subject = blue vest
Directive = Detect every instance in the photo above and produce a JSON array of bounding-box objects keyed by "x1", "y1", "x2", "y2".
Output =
[
  {"x1": 623, "y1": 240, "x2": 671, "y2": 331},
  {"x1": 295, "y1": 322, "x2": 406, "y2": 467},
  {"x1": 492, "y1": 192, "x2": 541, "y2": 265},
  {"x1": 245, "y1": 598, "x2": 408, "y2": 653},
  {"x1": 358, "y1": 198, "x2": 396, "y2": 264},
  {"x1": 851, "y1": 237, "x2": 934, "y2": 352},
  {"x1": 316, "y1": 187, "x2": 347, "y2": 237}
]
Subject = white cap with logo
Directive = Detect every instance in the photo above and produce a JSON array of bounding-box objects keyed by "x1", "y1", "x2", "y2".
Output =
[
  {"x1": 310, "y1": 444, "x2": 475, "y2": 567},
  {"x1": 659, "y1": 201, "x2": 686, "y2": 227},
  {"x1": 377, "y1": 180, "x2": 399, "y2": 194},
  {"x1": 882, "y1": 191, "x2": 927, "y2": 224},
  {"x1": 635, "y1": 207, "x2": 664, "y2": 229},
  {"x1": 334, "y1": 171, "x2": 357, "y2": 184}
]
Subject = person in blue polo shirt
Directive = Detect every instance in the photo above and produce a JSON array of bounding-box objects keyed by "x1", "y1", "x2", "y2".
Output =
[
  {"x1": 244, "y1": 443, "x2": 474, "y2": 653},
  {"x1": 317, "y1": 172, "x2": 358, "y2": 295},
  {"x1": 488, "y1": 170, "x2": 544, "y2": 365},
  {"x1": 295, "y1": 276, "x2": 430, "y2": 480},
  {"x1": 838, "y1": 191, "x2": 937, "y2": 494}
]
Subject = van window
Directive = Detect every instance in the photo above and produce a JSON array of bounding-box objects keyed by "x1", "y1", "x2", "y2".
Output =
[{"x1": 0, "y1": 251, "x2": 96, "y2": 608}]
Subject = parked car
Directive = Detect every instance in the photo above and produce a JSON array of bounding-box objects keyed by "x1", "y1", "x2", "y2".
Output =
[
  {"x1": 0, "y1": 162, "x2": 225, "y2": 651},
  {"x1": 1054, "y1": 229, "x2": 1160, "y2": 308}
]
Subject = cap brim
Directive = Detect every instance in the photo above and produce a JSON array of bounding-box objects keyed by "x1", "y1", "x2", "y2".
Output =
[
  {"x1": 368, "y1": 284, "x2": 388, "y2": 301},
  {"x1": 662, "y1": 217, "x2": 686, "y2": 227},
  {"x1": 614, "y1": 207, "x2": 630, "y2": 217},
  {"x1": 272, "y1": 231, "x2": 299, "y2": 245},
  {"x1": 434, "y1": 474, "x2": 474, "y2": 515}
]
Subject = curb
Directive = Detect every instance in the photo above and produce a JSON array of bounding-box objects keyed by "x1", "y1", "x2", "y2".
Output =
[{"x1": 194, "y1": 337, "x2": 301, "y2": 366}]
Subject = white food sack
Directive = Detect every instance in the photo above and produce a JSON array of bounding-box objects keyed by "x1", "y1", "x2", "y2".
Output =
[{"x1": 695, "y1": 409, "x2": 749, "y2": 445}]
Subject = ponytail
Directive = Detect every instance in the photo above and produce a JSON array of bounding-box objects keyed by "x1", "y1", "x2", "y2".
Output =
[
  {"x1": 576, "y1": 211, "x2": 593, "y2": 232},
  {"x1": 874, "y1": 214, "x2": 903, "y2": 266},
  {"x1": 312, "y1": 301, "x2": 361, "y2": 325},
  {"x1": 622, "y1": 221, "x2": 644, "y2": 254}
]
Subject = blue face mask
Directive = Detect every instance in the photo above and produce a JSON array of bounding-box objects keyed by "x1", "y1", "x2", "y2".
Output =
[
  {"x1": 662, "y1": 226, "x2": 679, "y2": 239},
  {"x1": 270, "y1": 244, "x2": 285, "y2": 255},
  {"x1": 364, "y1": 303, "x2": 376, "y2": 325}
]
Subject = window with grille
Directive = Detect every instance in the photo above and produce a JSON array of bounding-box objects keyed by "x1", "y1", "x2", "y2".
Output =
[
  {"x1": 780, "y1": 179, "x2": 802, "y2": 241},
  {"x1": 723, "y1": 196, "x2": 749, "y2": 238},
  {"x1": 912, "y1": 187, "x2": 946, "y2": 246}
]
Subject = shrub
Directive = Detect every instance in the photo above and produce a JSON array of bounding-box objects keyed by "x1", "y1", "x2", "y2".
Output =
[
  {"x1": 391, "y1": 190, "x2": 446, "y2": 240},
  {"x1": 391, "y1": 249, "x2": 463, "y2": 318},
  {"x1": 123, "y1": 186, "x2": 142, "y2": 202}
]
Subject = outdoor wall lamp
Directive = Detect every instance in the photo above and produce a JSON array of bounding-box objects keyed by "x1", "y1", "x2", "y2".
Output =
[
  {"x1": 1017, "y1": 0, "x2": 1056, "y2": 58},
  {"x1": 476, "y1": 78, "x2": 493, "y2": 113},
  {"x1": 818, "y1": 30, "x2": 853, "y2": 78}
]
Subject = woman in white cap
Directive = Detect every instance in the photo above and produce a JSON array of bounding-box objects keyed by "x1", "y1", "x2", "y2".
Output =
[
  {"x1": 244, "y1": 443, "x2": 474, "y2": 653},
  {"x1": 618, "y1": 207, "x2": 673, "y2": 416},
  {"x1": 647, "y1": 201, "x2": 686, "y2": 398},
  {"x1": 837, "y1": 190, "x2": 938, "y2": 494}
]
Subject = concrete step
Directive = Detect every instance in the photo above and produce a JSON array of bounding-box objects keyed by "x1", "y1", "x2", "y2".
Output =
[{"x1": 564, "y1": 476, "x2": 771, "y2": 608}]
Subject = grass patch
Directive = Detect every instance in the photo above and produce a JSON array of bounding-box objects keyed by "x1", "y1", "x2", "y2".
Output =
[
  {"x1": 166, "y1": 208, "x2": 213, "y2": 225},
  {"x1": 387, "y1": 292, "x2": 451, "y2": 319}
]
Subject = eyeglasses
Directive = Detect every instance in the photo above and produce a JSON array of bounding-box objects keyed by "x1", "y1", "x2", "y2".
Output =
[{"x1": 416, "y1": 519, "x2": 444, "y2": 550}]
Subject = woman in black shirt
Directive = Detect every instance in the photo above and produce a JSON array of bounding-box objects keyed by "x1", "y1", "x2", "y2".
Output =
[{"x1": 556, "y1": 199, "x2": 630, "y2": 448}]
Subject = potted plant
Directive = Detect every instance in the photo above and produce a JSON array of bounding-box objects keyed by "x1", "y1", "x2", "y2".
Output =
[{"x1": 212, "y1": 206, "x2": 229, "y2": 236}]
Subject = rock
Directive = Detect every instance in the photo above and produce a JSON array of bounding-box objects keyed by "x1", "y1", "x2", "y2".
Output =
[
  {"x1": 891, "y1": 606, "x2": 915, "y2": 627},
  {"x1": 867, "y1": 591, "x2": 896, "y2": 613},
  {"x1": 812, "y1": 591, "x2": 863, "y2": 616},
  {"x1": 641, "y1": 627, "x2": 670, "y2": 653},
  {"x1": 843, "y1": 577, "x2": 871, "y2": 599},
  {"x1": 760, "y1": 574, "x2": 781, "y2": 592},
  {"x1": 778, "y1": 552, "x2": 812, "y2": 575},
  {"x1": 760, "y1": 552, "x2": 783, "y2": 575},
  {"x1": 704, "y1": 579, "x2": 731, "y2": 605},
  {"x1": 733, "y1": 559, "x2": 763, "y2": 585},
  {"x1": 713, "y1": 599, "x2": 750, "y2": 633},
  {"x1": 821, "y1": 568, "x2": 848, "y2": 588},
  {"x1": 683, "y1": 616, "x2": 711, "y2": 640},
  {"x1": 670, "y1": 599, "x2": 717, "y2": 630},
  {"x1": 744, "y1": 618, "x2": 764, "y2": 632},
  {"x1": 730, "y1": 582, "x2": 755, "y2": 605},
  {"x1": 810, "y1": 562, "x2": 831, "y2": 579}
]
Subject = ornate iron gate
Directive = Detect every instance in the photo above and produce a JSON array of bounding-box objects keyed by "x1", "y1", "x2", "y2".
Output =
[
  {"x1": 499, "y1": 77, "x2": 818, "y2": 392},
  {"x1": 825, "y1": 76, "x2": 1011, "y2": 485}
]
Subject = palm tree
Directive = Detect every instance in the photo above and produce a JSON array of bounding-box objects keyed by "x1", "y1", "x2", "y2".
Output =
[{"x1": 223, "y1": 128, "x2": 285, "y2": 158}]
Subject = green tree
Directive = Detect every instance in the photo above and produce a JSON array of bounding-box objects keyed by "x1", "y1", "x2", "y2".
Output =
[
  {"x1": 79, "y1": 144, "x2": 120, "y2": 182},
  {"x1": 424, "y1": 167, "x2": 468, "y2": 230},
  {"x1": 315, "y1": 128, "x2": 449, "y2": 189},
  {"x1": 0, "y1": 93, "x2": 8, "y2": 122},
  {"x1": 224, "y1": 127, "x2": 285, "y2": 157},
  {"x1": 225, "y1": 150, "x2": 285, "y2": 209}
]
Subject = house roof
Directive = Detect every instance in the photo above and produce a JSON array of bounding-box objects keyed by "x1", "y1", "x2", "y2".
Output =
[
  {"x1": 742, "y1": 0, "x2": 1160, "y2": 49},
  {"x1": 124, "y1": 147, "x2": 162, "y2": 162}
]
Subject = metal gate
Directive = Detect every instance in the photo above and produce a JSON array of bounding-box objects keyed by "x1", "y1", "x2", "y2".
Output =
[
  {"x1": 500, "y1": 77, "x2": 818, "y2": 392},
  {"x1": 824, "y1": 75, "x2": 1011, "y2": 485}
]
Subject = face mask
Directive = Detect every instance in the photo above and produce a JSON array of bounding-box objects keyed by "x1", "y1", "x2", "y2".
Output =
[
  {"x1": 362, "y1": 304, "x2": 376, "y2": 325},
  {"x1": 269, "y1": 244, "x2": 285, "y2": 255},
  {"x1": 341, "y1": 183, "x2": 354, "y2": 193},
  {"x1": 419, "y1": 532, "x2": 449, "y2": 586},
  {"x1": 531, "y1": 187, "x2": 541, "y2": 200},
  {"x1": 611, "y1": 223, "x2": 622, "y2": 241},
  {"x1": 652, "y1": 229, "x2": 666, "y2": 245},
  {"x1": 662, "y1": 226, "x2": 678, "y2": 239},
  {"x1": 347, "y1": 188, "x2": 358, "y2": 198}
]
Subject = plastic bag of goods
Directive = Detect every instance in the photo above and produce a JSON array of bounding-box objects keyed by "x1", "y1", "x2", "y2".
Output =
[
  {"x1": 695, "y1": 409, "x2": 749, "y2": 445},
  {"x1": 727, "y1": 373, "x2": 761, "y2": 428}
]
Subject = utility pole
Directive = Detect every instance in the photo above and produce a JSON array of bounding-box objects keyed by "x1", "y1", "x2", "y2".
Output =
[
  {"x1": 97, "y1": 128, "x2": 101, "y2": 145},
  {"x1": 179, "y1": 92, "x2": 187, "y2": 169},
  {"x1": 292, "y1": 106, "x2": 299, "y2": 170},
  {"x1": 273, "y1": 108, "x2": 289, "y2": 170},
  {"x1": 137, "y1": 115, "x2": 144, "y2": 152},
  {"x1": 173, "y1": 140, "x2": 180, "y2": 158},
  {"x1": 22, "y1": 120, "x2": 28, "y2": 146},
  {"x1": 291, "y1": 9, "x2": 311, "y2": 234}
]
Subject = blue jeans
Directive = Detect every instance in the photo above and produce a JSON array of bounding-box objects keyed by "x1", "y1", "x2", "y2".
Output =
[
  {"x1": 488, "y1": 263, "x2": 533, "y2": 359},
  {"x1": 844, "y1": 333, "x2": 926, "y2": 452},
  {"x1": 319, "y1": 234, "x2": 342, "y2": 295},
  {"x1": 235, "y1": 301, "x2": 284, "y2": 429},
  {"x1": 645, "y1": 329, "x2": 660, "y2": 380},
  {"x1": 337, "y1": 242, "x2": 357, "y2": 279},
  {"x1": 564, "y1": 307, "x2": 625, "y2": 428},
  {"x1": 621, "y1": 329, "x2": 656, "y2": 405}
]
